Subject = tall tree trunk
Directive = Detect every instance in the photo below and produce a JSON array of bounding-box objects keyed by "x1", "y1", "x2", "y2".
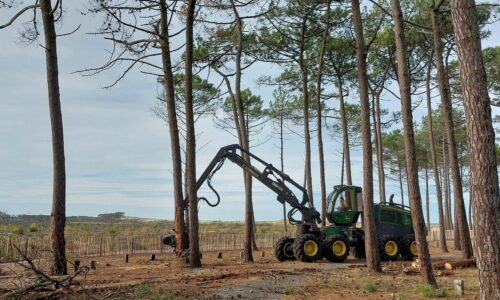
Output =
[
  {"x1": 390, "y1": 0, "x2": 437, "y2": 287},
  {"x1": 299, "y1": 18, "x2": 314, "y2": 207},
  {"x1": 469, "y1": 167, "x2": 473, "y2": 229},
  {"x1": 425, "y1": 160, "x2": 430, "y2": 233},
  {"x1": 426, "y1": 53, "x2": 448, "y2": 252},
  {"x1": 280, "y1": 113, "x2": 287, "y2": 232},
  {"x1": 315, "y1": 0, "x2": 331, "y2": 226},
  {"x1": 185, "y1": 0, "x2": 201, "y2": 268},
  {"x1": 337, "y1": 74, "x2": 352, "y2": 185},
  {"x1": 371, "y1": 93, "x2": 385, "y2": 202},
  {"x1": 351, "y1": 0, "x2": 380, "y2": 273},
  {"x1": 40, "y1": 0, "x2": 67, "y2": 276},
  {"x1": 451, "y1": 1, "x2": 500, "y2": 298},
  {"x1": 159, "y1": 0, "x2": 186, "y2": 255},
  {"x1": 231, "y1": 1, "x2": 254, "y2": 262},
  {"x1": 442, "y1": 140, "x2": 452, "y2": 230},
  {"x1": 398, "y1": 160, "x2": 404, "y2": 206},
  {"x1": 375, "y1": 93, "x2": 386, "y2": 202}
]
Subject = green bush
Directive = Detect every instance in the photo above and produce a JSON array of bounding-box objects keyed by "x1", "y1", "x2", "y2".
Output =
[
  {"x1": 29, "y1": 223, "x2": 39, "y2": 232},
  {"x1": 151, "y1": 292, "x2": 177, "y2": 300},
  {"x1": 415, "y1": 284, "x2": 449, "y2": 298},
  {"x1": 361, "y1": 280, "x2": 377, "y2": 292},
  {"x1": 108, "y1": 225, "x2": 119, "y2": 236},
  {"x1": 11, "y1": 226, "x2": 24, "y2": 235},
  {"x1": 133, "y1": 283, "x2": 151, "y2": 298}
]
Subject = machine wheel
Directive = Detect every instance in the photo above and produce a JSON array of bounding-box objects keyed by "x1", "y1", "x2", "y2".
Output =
[
  {"x1": 352, "y1": 240, "x2": 366, "y2": 259},
  {"x1": 400, "y1": 234, "x2": 418, "y2": 260},
  {"x1": 293, "y1": 234, "x2": 323, "y2": 262},
  {"x1": 275, "y1": 237, "x2": 296, "y2": 262},
  {"x1": 323, "y1": 235, "x2": 350, "y2": 262},
  {"x1": 378, "y1": 235, "x2": 400, "y2": 261}
]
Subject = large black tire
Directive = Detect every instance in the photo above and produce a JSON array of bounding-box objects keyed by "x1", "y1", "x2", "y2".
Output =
[
  {"x1": 293, "y1": 234, "x2": 323, "y2": 262},
  {"x1": 274, "y1": 237, "x2": 296, "y2": 262},
  {"x1": 400, "y1": 234, "x2": 417, "y2": 260},
  {"x1": 323, "y1": 235, "x2": 350, "y2": 262},
  {"x1": 352, "y1": 240, "x2": 366, "y2": 259},
  {"x1": 378, "y1": 235, "x2": 400, "y2": 261}
]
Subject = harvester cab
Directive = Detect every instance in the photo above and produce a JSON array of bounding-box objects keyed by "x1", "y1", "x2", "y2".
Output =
[{"x1": 326, "y1": 185, "x2": 363, "y2": 226}]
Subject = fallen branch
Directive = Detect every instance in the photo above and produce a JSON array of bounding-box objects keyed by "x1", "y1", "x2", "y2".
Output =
[{"x1": 3, "y1": 245, "x2": 89, "y2": 299}]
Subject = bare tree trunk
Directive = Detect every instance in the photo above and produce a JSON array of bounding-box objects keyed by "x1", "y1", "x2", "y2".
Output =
[
  {"x1": 185, "y1": 0, "x2": 201, "y2": 268},
  {"x1": 431, "y1": 5, "x2": 472, "y2": 258},
  {"x1": 425, "y1": 53, "x2": 448, "y2": 252},
  {"x1": 315, "y1": 0, "x2": 331, "y2": 226},
  {"x1": 451, "y1": 1, "x2": 500, "y2": 298},
  {"x1": 469, "y1": 168, "x2": 473, "y2": 229},
  {"x1": 280, "y1": 114, "x2": 287, "y2": 232},
  {"x1": 375, "y1": 93, "x2": 386, "y2": 202},
  {"x1": 230, "y1": 1, "x2": 254, "y2": 262},
  {"x1": 398, "y1": 159, "x2": 404, "y2": 206},
  {"x1": 159, "y1": 0, "x2": 186, "y2": 254},
  {"x1": 299, "y1": 19, "x2": 314, "y2": 207},
  {"x1": 337, "y1": 74, "x2": 352, "y2": 185},
  {"x1": 352, "y1": 0, "x2": 380, "y2": 273},
  {"x1": 40, "y1": 0, "x2": 67, "y2": 276},
  {"x1": 390, "y1": 0, "x2": 437, "y2": 287},
  {"x1": 442, "y1": 140, "x2": 452, "y2": 230},
  {"x1": 425, "y1": 160, "x2": 430, "y2": 233}
]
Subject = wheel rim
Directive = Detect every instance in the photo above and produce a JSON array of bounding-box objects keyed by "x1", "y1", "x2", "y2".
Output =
[
  {"x1": 410, "y1": 241, "x2": 418, "y2": 256},
  {"x1": 385, "y1": 241, "x2": 398, "y2": 256},
  {"x1": 332, "y1": 240, "x2": 346, "y2": 256},
  {"x1": 284, "y1": 242, "x2": 294, "y2": 258},
  {"x1": 304, "y1": 240, "x2": 318, "y2": 256}
]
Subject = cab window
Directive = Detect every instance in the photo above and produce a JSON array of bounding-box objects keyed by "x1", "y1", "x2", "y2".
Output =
[{"x1": 335, "y1": 189, "x2": 354, "y2": 212}]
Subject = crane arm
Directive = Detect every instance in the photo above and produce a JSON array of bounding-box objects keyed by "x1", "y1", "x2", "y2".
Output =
[{"x1": 187, "y1": 144, "x2": 321, "y2": 225}]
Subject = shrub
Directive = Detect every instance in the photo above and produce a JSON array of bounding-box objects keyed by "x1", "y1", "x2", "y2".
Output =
[
  {"x1": 29, "y1": 223, "x2": 39, "y2": 232},
  {"x1": 361, "y1": 280, "x2": 377, "y2": 292},
  {"x1": 133, "y1": 283, "x2": 151, "y2": 298},
  {"x1": 108, "y1": 225, "x2": 119, "y2": 236},
  {"x1": 11, "y1": 226, "x2": 24, "y2": 235},
  {"x1": 415, "y1": 284, "x2": 449, "y2": 298}
]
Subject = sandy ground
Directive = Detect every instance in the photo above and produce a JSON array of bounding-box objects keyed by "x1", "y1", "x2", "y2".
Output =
[{"x1": 0, "y1": 244, "x2": 480, "y2": 299}]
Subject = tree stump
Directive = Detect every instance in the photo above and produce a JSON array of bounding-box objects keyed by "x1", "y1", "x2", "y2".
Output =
[
  {"x1": 217, "y1": 252, "x2": 223, "y2": 259},
  {"x1": 150, "y1": 254, "x2": 155, "y2": 261},
  {"x1": 90, "y1": 261, "x2": 96, "y2": 270},
  {"x1": 454, "y1": 279, "x2": 464, "y2": 296},
  {"x1": 261, "y1": 251, "x2": 265, "y2": 258},
  {"x1": 125, "y1": 254, "x2": 129, "y2": 263}
]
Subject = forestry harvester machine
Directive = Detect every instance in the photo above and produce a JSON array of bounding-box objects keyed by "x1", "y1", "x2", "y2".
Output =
[{"x1": 163, "y1": 144, "x2": 418, "y2": 263}]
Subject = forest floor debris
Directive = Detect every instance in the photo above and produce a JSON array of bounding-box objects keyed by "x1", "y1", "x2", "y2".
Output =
[{"x1": 0, "y1": 244, "x2": 479, "y2": 299}]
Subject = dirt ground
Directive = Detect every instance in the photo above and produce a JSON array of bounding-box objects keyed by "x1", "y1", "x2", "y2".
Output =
[{"x1": 0, "y1": 244, "x2": 480, "y2": 299}]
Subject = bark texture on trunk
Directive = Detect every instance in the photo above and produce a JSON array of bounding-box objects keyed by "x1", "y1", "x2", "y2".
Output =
[
  {"x1": 185, "y1": 0, "x2": 201, "y2": 268},
  {"x1": 425, "y1": 52, "x2": 448, "y2": 252},
  {"x1": 40, "y1": 0, "x2": 67, "y2": 276},
  {"x1": 451, "y1": 1, "x2": 500, "y2": 298},
  {"x1": 337, "y1": 74, "x2": 352, "y2": 185},
  {"x1": 299, "y1": 18, "x2": 314, "y2": 207},
  {"x1": 351, "y1": 0, "x2": 380, "y2": 273},
  {"x1": 159, "y1": 0, "x2": 186, "y2": 254},
  {"x1": 425, "y1": 161, "x2": 430, "y2": 233},
  {"x1": 390, "y1": 0, "x2": 436, "y2": 287},
  {"x1": 431, "y1": 7, "x2": 472, "y2": 256},
  {"x1": 231, "y1": 0, "x2": 254, "y2": 262},
  {"x1": 315, "y1": 1, "x2": 331, "y2": 226}
]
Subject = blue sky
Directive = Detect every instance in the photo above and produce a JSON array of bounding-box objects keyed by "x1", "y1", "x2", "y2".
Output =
[{"x1": 0, "y1": 3, "x2": 498, "y2": 222}]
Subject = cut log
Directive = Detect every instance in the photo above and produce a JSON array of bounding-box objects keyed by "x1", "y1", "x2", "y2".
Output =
[{"x1": 432, "y1": 258, "x2": 476, "y2": 270}]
